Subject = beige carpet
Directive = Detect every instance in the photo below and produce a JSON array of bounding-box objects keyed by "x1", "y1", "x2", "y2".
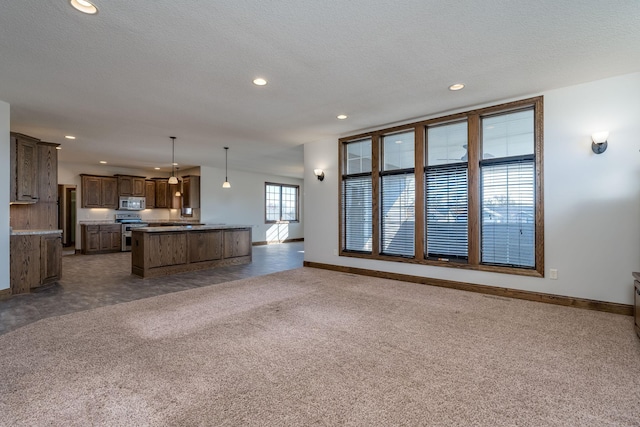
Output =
[{"x1": 1, "y1": 267, "x2": 639, "y2": 426}]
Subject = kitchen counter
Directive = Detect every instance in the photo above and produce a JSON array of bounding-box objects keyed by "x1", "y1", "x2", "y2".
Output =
[
  {"x1": 136, "y1": 224, "x2": 242, "y2": 232},
  {"x1": 11, "y1": 229, "x2": 62, "y2": 236},
  {"x1": 131, "y1": 225, "x2": 252, "y2": 278}
]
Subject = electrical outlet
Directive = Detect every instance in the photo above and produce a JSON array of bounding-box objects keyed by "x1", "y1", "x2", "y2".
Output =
[{"x1": 550, "y1": 268, "x2": 558, "y2": 280}]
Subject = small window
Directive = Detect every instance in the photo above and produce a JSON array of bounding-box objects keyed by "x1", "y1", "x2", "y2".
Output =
[{"x1": 265, "y1": 183, "x2": 299, "y2": 223}]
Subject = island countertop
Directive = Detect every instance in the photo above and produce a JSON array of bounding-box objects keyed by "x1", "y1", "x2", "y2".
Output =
[
  {"x1": 131, "y1": 225, "x2": 252, "y2": 278},
  {"x1": 135, "y1": 224, "x2": 250, "y2": 233}
]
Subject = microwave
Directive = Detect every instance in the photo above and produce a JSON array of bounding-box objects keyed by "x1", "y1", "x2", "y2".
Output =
[{"x1": 119, "y1": 196, "x2": 146, "y2": 211}]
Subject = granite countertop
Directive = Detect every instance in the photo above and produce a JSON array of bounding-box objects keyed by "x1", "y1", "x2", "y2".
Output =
[
  {"x1": 78, "y1": 221, "x2": 116, "y2": 225},
  {"x1": 134, "y1": 224, "x2": 250, "y2": 233},
  {"x1": 11, "y1": 229, "x2": 63, "y2": 236}
]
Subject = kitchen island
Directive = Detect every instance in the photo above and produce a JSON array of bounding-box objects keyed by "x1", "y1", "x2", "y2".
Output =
[{"x1": 131, "y1": 225, "x2": 252, "y2": 278}]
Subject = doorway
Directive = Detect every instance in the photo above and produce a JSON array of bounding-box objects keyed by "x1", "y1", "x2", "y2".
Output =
[{"x1": 58, "y1": 185, "x2": 77, "y2": 249}]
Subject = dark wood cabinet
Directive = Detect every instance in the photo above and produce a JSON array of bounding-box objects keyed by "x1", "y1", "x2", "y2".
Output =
[
  {"x1": 224, "y1": 229, "x2": 252, "y2": 258},
  {"x1": 132, "y1": 227, "x2": 252, "y2": 278},
  {"x1": 40, "y1": 234, "x2": 62, "y2": 285},
  {"x1": 170, "y1": 182, "x2": 182, "y2": 209},
  {"x1": 145, "y1": 180, "x2": 156, "y2": 208},
  {"x1": 117, "y1": 175, "x2": 145, "y2": 197},
  {"x1": 10, "y1": 233, "x2": 62, "y2": 294},
  {"x1": 10, "y1": 133, "x2": 40, "y2": 203},
  {"x1": 154, "y1": 179, "x2": 169, "y2": 208},
  {"x1": 81, "y1": 224, "x2": 122, "y2": 254},
  {"x1": 10, "y1": 141, "x2": 60, "y2": 230},
  {"x1": 81, "y1": 175, "x2": 118, "y2": 209},
  {"x1": 181, "y1": 175, "x2": 200, "y2": 209}
]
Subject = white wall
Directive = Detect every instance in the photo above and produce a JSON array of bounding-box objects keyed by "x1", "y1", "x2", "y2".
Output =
[
  {"x1": 304, "y1": 72, "x2": 640, "y2": 305},
  {"x1": 0, "y1": 101, "x2": 9, "y2": 290},
  {"x1": 200, "y1": 165, "x2": 304, "y2": 243}
]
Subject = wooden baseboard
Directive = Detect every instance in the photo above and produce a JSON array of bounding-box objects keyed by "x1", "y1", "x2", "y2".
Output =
[
  {"x1": 253, "y1": 238, "x2": 304, "y2": 246},
  {"x1": 303, "y1": 261, "x2": 633, "y2": 316}
]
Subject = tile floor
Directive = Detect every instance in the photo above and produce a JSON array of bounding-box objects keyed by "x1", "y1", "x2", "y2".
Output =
[{"x1": 0, "y1": 242, "x2": 304, "y2": 335}]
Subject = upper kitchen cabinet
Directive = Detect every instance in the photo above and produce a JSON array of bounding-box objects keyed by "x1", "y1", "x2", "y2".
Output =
[
  {"x1": 117, "y1": 175, "x2": 145, "y2": 197},
  {"x1": 181, "y1": 175, "x2": 200, "y2": 209},
  {"x1": 145, "y1": 180, "x2": 156, "y2": 208},
  {"x1": 10, "y1": 132, "x2": 39, "y2": 203},
  {"x1": 81, "y1": 175, "x2": 118, "y2": 209},
  {"x1": 153, "y1": 178, "x2": 169, "y2": 208}
]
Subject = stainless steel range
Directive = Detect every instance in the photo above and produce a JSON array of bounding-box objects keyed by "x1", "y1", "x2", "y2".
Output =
[{"x1": 115, "y1": 213, "x2": 149, "y2": 252}]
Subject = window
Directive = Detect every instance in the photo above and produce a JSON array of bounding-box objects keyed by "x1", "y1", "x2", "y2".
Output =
[
  {"x1": 425, "y1": 121, "x2": 468, "y2": 261},
  {"x1": 342, "y1": 138, "x2": 373, "y2": 252},
  {"x1": 339, "y1": 96, "x2": 543, "y2": 277},
  {"x1": 480, "y1": 110, "x2": 535, "y2": 267},
  {"x1": 265, "y1": 183, "x2": 299, "y2": 223},
  {"x1": 381, "y1": 131, "x2": 415, "y2": 257}
]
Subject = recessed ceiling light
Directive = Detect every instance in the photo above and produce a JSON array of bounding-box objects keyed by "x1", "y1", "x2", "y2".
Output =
[
  {"x1": 253, "y1": 78, "x2": 267, "y2": 86},
  {"x1": 70, "y1": 0, "x2": 98, "y2": 15},
  {"x1": 56, "y1": 146, "x2": 62, "y2": 150},
  {"x1": 65, "y1": 135, "x2": 76, "y2": 139},
  {"x1": 172, "y1": 162, "x2": 178, "y2": 166},
  {"x1": 449, "y1": 83, "x2": 465, "y2": 91},
  {"x1": 337, "y1": 114, "x2": 348, "y2": 120},
  {"x1": 99, "y1": 161, "x2": 107, "y2": 164},
  {"x1": 154, "y1": 167, "x2": 161, "y2": 170}
]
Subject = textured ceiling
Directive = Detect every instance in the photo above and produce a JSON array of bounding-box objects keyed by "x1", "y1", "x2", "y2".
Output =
[{"x1": 1, "y1": 1, "x2": 639, "y2": 178}]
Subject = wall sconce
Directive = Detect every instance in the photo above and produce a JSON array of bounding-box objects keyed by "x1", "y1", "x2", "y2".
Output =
[
  {"x1": 591, "y1": 131, "x2": 609, "y2": 154},
  {"x1": 314, "y1": 169, "x2": 325, "y2": 181}
]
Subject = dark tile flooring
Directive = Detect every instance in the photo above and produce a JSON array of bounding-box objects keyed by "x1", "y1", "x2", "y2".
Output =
[{"x1": 0, "y1": 242, "x2": 304, "y2": 335}]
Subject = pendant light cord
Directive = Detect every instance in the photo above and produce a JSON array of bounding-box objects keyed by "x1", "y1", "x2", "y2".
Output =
[
  {"x1": 225, "y1": 147, "x2": 229, "y2": 181},
  {"x1": 170, "y1": 136, "x2": 176, "y2": 178}
]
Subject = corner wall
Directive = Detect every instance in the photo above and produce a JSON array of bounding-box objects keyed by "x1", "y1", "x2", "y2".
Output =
[
  {"x1": 304, "y1": 72, "x2": 640, "y2": 305},
  {"x1": 200, "y1": 166, "x2": 304, "y2": 243},
  {"x1": 0, "y1": 101, "x2": 9, "y2": 290}
]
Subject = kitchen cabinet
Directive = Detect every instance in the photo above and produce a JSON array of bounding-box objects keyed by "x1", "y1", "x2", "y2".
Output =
[
  {"x1": 81, "y1": 224, "x2": 122, "y2": 254},
  {"x1": 224, "y1": 229, "x2": 252, "y2": 258},
  {"x1": 81, "y1": 175, "x2": 118, "y2": 209},
  {"x1": 10, "y1": 232, "x2": 62, "y2": 294},
  {"x1": 181, "y1": 175, "x2": 200, "y2": 209},
  {"x1": 10, "y1": 132, "x2": 40, "y2": 203},
  {"x1": 10, "y1": 141, "x2": 59, "y2": 230},
  {"x1": 154, "y1": 179, "x2": 169, "y2": 208},
  {"x1": 40, "y1": 234, "x2": 62, "y2": 285},
  {"x1": 131, "y1": 226, "x2": 251, "y2": 278},
  {"x1": 117, "y1": 175, "x2": 146, "y2": 197},
  {"x1": 145, "y1": 180, "x2": 156, "y2": 208}
]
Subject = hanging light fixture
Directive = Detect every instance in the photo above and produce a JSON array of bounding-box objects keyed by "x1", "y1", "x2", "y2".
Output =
[
  {"x1": 174, "y1": 167, "x2": 181, "y2": 197},
  {"x1": 168, "y1": 136, "x2": 178, "y2": 184},
  {"x1": 222, "y1": 147, "x2": 231, "y2": 189}
]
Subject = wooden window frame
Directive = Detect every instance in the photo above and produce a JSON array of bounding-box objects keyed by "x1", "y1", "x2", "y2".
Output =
[
  {"x1": 338, "y1": 96, "x2": 544, "y2": 277},
  {"x1": 265, "y1": 182, "x2": 300, "y2": 223}
]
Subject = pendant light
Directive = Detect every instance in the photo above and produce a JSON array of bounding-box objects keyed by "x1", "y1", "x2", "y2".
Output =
[
  {"x1": 168, "y1": 136, "x2": 178, "y2": 184},
  {"x1": 174, "y1": 167, "x2": 181, "y2": 197},
  {"x1": 222, "y1": 147, "x2": 231, "y2": 189}
]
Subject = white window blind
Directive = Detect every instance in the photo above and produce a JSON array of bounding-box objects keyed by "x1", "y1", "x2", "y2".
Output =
[
  {"x1": 381, "y1": 173, "x2": 415, "y2": 256},
  {"x1": 425, "y1": 165, "x2": 468, "y2": 259},
  {"x1": 481, "y1": 160, "x2": 535, "y2": 267},
  {"x1": 343, "y1": 176, "x2": 372, "y2": 252}
]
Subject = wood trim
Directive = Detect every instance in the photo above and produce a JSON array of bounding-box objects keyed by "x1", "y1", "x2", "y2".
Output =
[
  {"x1": 252, "y1": 238, "x2": 304, "y2": 246},
  {"x1": 0, "y1": 288, "x2": 11, "y2": 299},
  {"x1": 467, "y1": 114, "x2": 480, "y2": 266},
  {"x1": 533, "y1": 96, "x2": 545, "y2": 277},
  {"x1": 414, "y1": 125, "x2": 425, "y2": 258},
  {"x1": 303, "y1": 261, "x2": 633, "y2": 316},
  {"x1": 371, "y1": 133, "x2": 380, "y2": 257},
  {"x1": 338, "y1": 138, "x2": 344, "y2": 254}
]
